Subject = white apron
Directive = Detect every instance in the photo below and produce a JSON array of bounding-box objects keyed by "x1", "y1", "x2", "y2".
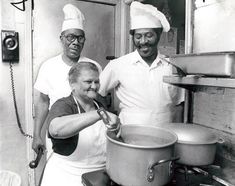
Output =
[
  {"x1": 41, "y1": 100, "x2": 106, "y2": 186},
  {"x1": 40, "y1": 152, "x2": 105, "y2": 186},
  {"x1": 119, "y1": 107, "x2": 173, "y2": 126}
]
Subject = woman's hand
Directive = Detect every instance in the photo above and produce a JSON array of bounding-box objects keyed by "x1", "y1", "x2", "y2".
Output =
[
  {"x1": 105, "y1": 111, "x2": 121, "y2": 130},
  {"x1": 97, "y1": 108, "x2": 121, "y2": 131}
]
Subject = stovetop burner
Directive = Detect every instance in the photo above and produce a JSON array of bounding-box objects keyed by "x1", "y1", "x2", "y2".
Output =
[
  {"x1": 82, "y1": 165, "x2": 226, "y2": 186},
  {"x1": 175, "y1": 165, "x2": 195, "y2": 175}
]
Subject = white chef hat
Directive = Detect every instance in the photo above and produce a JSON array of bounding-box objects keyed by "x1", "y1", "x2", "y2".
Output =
[
  {"x1": 62, "y1": 4, "x2": 85, "y2": 32},
  {"x1": 130, "y1": 1, "x2": 170, "y2": 32}
]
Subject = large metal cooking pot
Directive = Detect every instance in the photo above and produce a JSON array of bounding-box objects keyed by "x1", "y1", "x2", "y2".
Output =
[
  {"x1": 106, "y1": 125, "x2": 178, "y2": 186},
  {"x1": 160, "y1": 123, "x2": 224, "y2": 166}
]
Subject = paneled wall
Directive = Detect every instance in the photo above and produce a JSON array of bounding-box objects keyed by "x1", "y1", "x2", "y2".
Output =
[{"x1": 193, "y1": 87, "x2": 235, "y2": 161}]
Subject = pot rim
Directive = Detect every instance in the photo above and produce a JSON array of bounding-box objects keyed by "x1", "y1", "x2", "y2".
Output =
[
  {"x1": 106, "y1": 124, "x2": 178, "y2": 149},
  {"x1": 160, "y1": 123, "x2": 221, "y2": 145},
  {"x1": 176, "y1": 140, "x2": 217, "y2": 145},
  {"x1": 176, "y1": 137, "x2": 224, "y2": 145}
]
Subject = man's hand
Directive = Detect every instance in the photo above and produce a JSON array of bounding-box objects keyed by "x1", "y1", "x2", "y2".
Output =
[{"x1": 32, "y1": 136, "x2": 45, "y2": 154}]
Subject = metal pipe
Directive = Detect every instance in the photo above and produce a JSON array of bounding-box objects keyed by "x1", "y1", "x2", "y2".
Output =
[
  {"x1": 185, "y1": 0, "x2": 194, "y2": 54},
  {"x1": 183, "y1": 0, "x2": 194, "y2": 123}
]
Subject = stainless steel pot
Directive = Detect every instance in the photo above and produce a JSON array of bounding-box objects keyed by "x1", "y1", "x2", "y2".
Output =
[
  {"x1": 106, "y1": 125, "x2": 178, "y2": 186},
  {"x1": 160, "y1": 123, "x2": 224, "y2": 166}
]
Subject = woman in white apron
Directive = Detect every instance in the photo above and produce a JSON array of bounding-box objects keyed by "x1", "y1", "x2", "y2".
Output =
[{"x1": 40, "y1": 62, "x2": 120, "y2": 186}]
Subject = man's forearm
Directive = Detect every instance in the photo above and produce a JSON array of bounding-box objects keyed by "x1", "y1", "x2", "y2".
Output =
[{"x1": 34, "y1": 102, "x2": 49, "y2": 137}]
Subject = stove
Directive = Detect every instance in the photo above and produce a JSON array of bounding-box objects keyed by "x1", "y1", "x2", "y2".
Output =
[{"x1": 82, "y1": 164, "x2": 229, "y2": 186}]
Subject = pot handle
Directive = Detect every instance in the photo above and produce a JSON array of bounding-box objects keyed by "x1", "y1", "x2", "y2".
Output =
[{"x1": 147, "y1": 156, "x2": 180, "y2": 182}]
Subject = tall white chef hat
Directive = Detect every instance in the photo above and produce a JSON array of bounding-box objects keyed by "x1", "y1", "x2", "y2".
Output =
[
  {"x1": 62, "y1": 4, "x2": 85, "y2": 32},
  {"x1": 130, "y1": 1, "x2": 170, "y2": 32}
]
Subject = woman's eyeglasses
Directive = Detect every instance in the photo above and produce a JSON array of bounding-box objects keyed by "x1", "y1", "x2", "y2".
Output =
[{"x1": 63, "y1": 34, "x2": 85, "y2": 43}]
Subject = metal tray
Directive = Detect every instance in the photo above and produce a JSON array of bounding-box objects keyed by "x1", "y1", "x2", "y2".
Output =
[{"x1": 169, "y1": 52, "x2": 235, "y2": 78}]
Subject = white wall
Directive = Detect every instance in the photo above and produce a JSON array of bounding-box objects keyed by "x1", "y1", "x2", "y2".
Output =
[
  {"x1": 0, "y1": 1, "x2": 31, "y2": 186},
  {"x1": 193, "y1": 0, "x2": 235, "y2": 53}
]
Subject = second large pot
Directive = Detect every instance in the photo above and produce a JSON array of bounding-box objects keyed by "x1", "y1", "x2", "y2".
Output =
[
  {"x1": 106, "y1": 125, "x2": 178, "y2": 186},
  {"x1": 160, "y1": 123, "x2": 224, "y2": 166}
]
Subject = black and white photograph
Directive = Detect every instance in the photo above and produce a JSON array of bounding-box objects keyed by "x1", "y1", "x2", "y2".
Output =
[{"x1": 0, "y1": 0, "x2": 235, "y2": 185}]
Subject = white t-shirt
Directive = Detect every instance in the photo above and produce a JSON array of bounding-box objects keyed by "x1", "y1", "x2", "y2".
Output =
[
  {"x1": 34, "y1": 54, "x2": 102, "y2": 108},
  {"x1": 99, "y1": 50, "x2": 185, "y2": 125}
]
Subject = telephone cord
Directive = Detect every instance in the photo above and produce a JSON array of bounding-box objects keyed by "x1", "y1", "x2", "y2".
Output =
[{"x1": 10, "y1": 62, "x2": 33, "y2": 138}]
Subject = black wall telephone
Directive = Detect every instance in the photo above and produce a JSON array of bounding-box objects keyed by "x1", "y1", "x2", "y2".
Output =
[
  {"x1": 1, "y1": 30, "x2": 19, "y2": 62},
  {"x1": 1, "y1": 30, "x2": 32, "y2": 138}
]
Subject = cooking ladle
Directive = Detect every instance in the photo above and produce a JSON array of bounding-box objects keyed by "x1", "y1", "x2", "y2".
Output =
[{"x1": 97, "y1": 108, "x2": 124, "y2": 143}]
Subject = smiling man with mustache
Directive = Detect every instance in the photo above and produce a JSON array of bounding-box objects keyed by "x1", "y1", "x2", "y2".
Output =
[{"x1": 99, "y1": 1, "x2": 185, "y2": 126}]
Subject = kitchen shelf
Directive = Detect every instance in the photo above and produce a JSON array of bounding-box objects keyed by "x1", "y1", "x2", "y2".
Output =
[{"x1": 163, "y1": 75, "x2": 235, "y2": 89}]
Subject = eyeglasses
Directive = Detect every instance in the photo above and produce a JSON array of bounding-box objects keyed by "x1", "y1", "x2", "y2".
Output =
[{"x1": 63, "y1": 34, "x2": 86, "y2": 43}]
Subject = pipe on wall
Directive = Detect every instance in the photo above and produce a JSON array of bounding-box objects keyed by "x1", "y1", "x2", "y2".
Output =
[{"x1": 183, "y1": 0, "x2": 194, "y2": 123}]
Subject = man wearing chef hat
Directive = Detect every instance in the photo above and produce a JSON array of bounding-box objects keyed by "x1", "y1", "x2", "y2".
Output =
[
  {"x1": 99, "y1": 1, "x2": 184, "y2": 126},
  {"x1": 32, "y1": 4, "x2": 102, "y2": 157}
]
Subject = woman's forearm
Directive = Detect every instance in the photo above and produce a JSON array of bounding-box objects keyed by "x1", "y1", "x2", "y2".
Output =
[{"x1": 49, "y1": 110, "x2": 101, "y2": 139}]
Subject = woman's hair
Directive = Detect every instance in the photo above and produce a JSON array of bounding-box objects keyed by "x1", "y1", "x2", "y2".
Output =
[{"x1": 68, "y1": 62, "x2": 99, "y2": 84}]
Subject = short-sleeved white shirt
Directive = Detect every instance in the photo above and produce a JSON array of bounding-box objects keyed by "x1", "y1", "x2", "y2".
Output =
[
  {"x1": 99, "y1": 50, "x2": 184, "y2": 125},
  {"x1": 34, "y1": 54, "x2": 101, "y2": 108}
]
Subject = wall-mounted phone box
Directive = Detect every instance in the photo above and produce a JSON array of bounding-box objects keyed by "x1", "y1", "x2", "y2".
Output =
[{"x1": 1, "y1": 30, "x2": 19, "y2": 63}]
